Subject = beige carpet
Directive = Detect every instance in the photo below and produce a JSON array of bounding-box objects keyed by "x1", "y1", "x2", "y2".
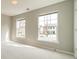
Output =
[{"x1": 1, "y1": 41, "x2": 74, "y2": 59}]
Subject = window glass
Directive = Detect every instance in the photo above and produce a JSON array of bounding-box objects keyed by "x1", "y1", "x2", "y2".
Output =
[{"x1": 38, "y1": 13, "x2": 58, "y2": 42}]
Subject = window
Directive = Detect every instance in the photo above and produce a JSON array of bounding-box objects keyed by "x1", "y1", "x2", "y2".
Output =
[
  {"x1": 16, "y1": 19, "x2": 25, "y2": 38},
  {"x1": 38, "y1": 13, "x2": 58, "y2": 42}
]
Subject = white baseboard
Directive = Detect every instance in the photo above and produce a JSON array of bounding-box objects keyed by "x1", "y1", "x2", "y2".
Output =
[{"x1": 55, "y1": 49, "x2": 74, "y2": 56}]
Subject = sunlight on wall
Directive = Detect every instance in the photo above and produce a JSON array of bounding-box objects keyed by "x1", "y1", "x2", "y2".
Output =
[{"x1": 5, "y1": 30, "x2": 10, "y2": 42}]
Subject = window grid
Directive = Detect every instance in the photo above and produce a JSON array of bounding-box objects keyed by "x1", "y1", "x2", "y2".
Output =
[
  {"x1": 38, "y1": 13, "x2": 58, "y2": 42},
  {"x1": 16, "y1": 19, "x2": 25, "y2": 38}
]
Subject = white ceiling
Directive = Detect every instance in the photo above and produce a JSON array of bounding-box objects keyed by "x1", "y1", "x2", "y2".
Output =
[{"x1": 1, "y1": 0, "x2": 65, "y2": 16}]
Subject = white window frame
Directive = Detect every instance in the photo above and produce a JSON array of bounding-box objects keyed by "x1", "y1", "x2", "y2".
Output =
[
  {"x1": 16, "y1": 18, "x2": 26, "y2": 38},
  {"x1": 38, "y1": 12, "x2": 58, "y2": 43}
]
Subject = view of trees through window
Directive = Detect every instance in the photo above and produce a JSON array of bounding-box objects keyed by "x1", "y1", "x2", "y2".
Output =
[
  {"x1": 16, "y1": 19, "x2": 25, "y2": 38},
  {"x1": 38, "y1": 13, "x2": 58, "y2": 42}
]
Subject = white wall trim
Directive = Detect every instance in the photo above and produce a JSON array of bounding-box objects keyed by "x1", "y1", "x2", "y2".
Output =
[{"x1": 55, "y1": 49, "x2": 74, "y2": 56}]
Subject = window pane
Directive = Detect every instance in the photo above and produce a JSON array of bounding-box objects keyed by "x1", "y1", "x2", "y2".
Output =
[
  {"x1": 16, "y1": 19, "x2": 25, "y2": 38},
  {"x1": 38, "y1": 13, "x2": 58, "y2": 42}
]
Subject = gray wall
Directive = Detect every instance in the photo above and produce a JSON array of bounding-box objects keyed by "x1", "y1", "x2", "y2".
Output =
[
  {"x1": 1, "y1": 14, "x2": 11, "y2": 42},
  {"x1": 74, "y1": 0, "x2": 77, "y2": 57},
  {"x1": 11, "y1": 0, "x2": 74, "y2": 53}
]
